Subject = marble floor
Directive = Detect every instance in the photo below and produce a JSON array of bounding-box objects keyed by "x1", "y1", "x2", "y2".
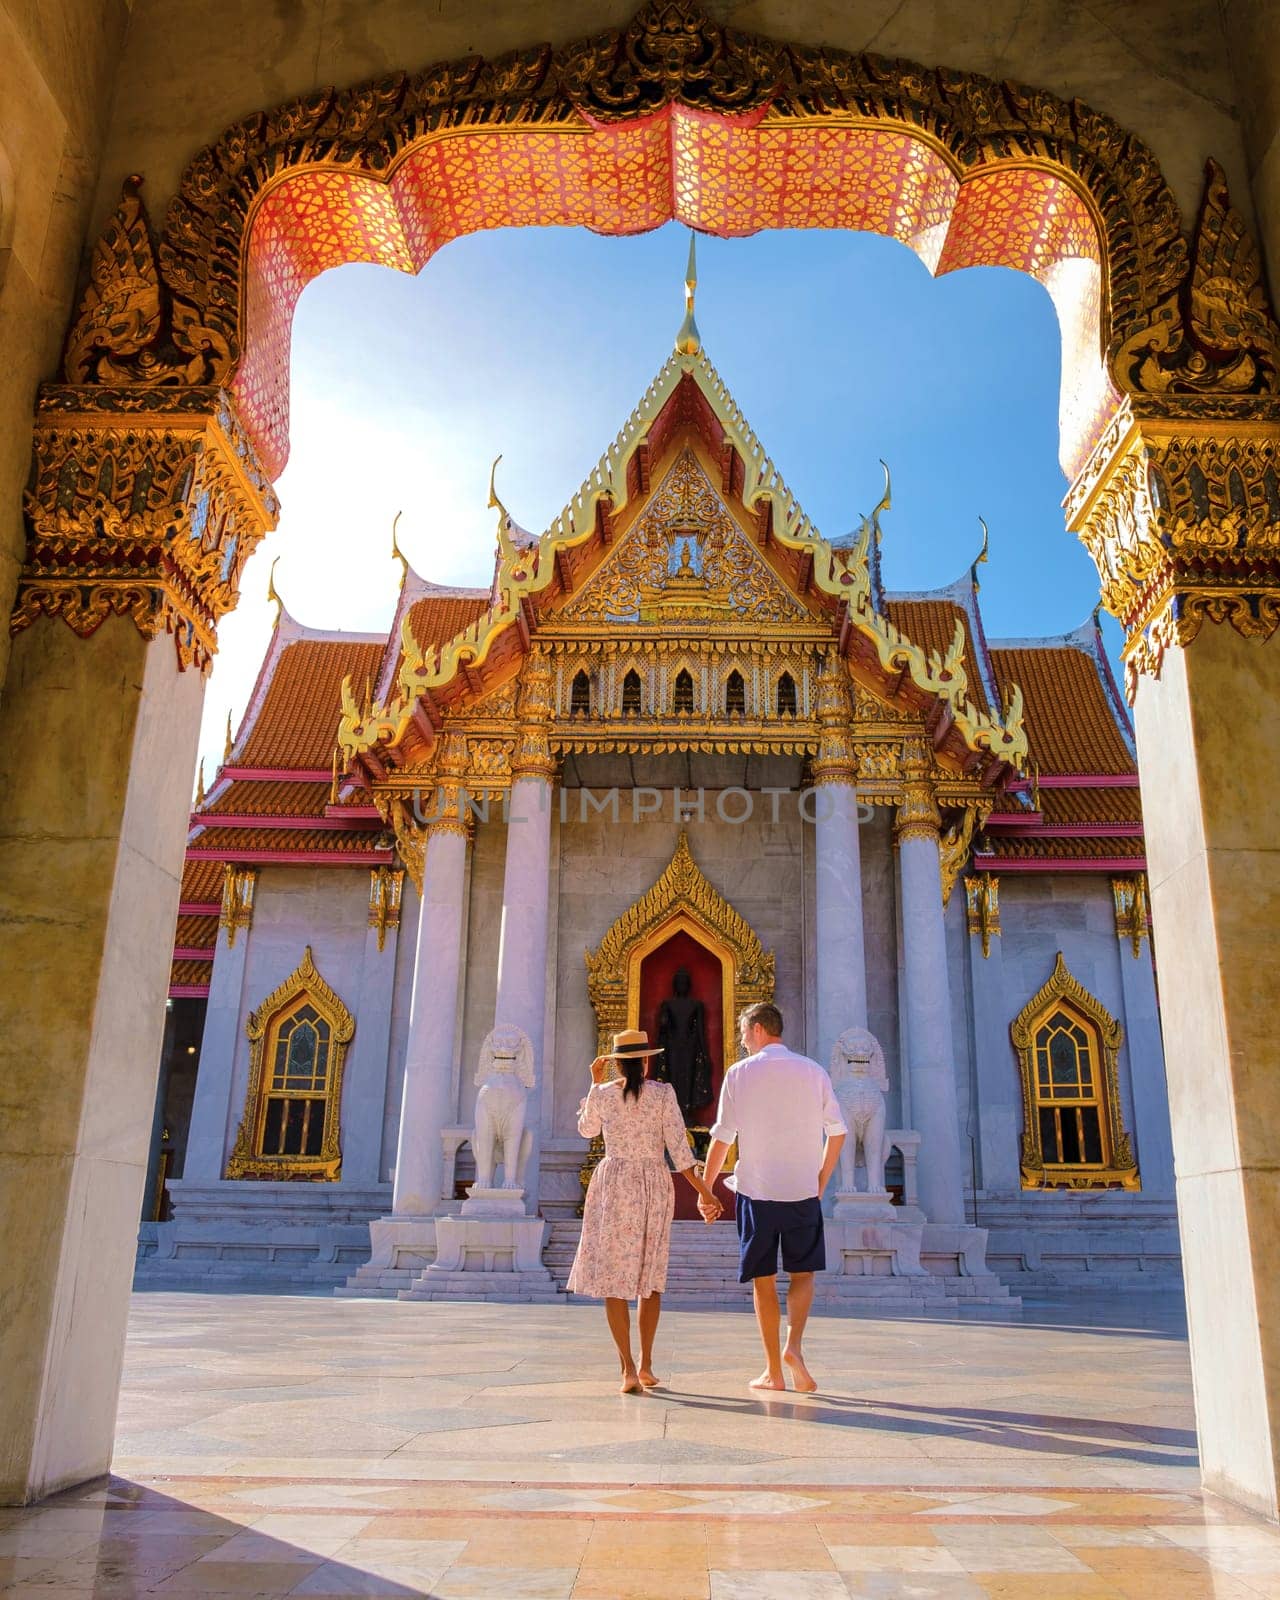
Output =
[{"x1": 4, "y1": 1288, "x2": 1278, "y2": 1597}]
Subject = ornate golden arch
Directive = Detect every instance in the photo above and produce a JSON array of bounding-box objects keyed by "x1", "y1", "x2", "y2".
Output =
[
  {"x1": 584, "y1": 831, "x2": 774, "y2": 1073},
  {"x1": 1010, "y1": 951, "x2": 1139, "y2": 1191},
  {"x1": 226, "y1": 946, "x2": 355, "y2": 1181}
]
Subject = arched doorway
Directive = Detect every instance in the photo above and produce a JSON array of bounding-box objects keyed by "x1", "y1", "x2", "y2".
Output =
[{"x1": 4, "y1": 0, "x2": 1280, "y2": 1517}]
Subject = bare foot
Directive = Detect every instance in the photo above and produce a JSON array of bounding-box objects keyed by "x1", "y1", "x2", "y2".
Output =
[
  {"x1": 783, "y1": 1348, "x2": 818, "y2": 1392},
  {"x1": 748, "y1": 1370, "x2": 786, "y2": 1392},
  {"x1": 638, "y1": 1369, "x2": 660, "y2": 1388},
  {"x1": 620, "y1": 1369, "x2": 641, "y2": 1394}
]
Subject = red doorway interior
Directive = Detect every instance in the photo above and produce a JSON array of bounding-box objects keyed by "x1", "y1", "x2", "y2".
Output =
[{"x1": 639, "y1": 928, "x2": 735, "y2": 1220}]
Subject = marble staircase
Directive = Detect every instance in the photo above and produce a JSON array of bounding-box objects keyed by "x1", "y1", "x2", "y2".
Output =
[{"x1": 544, "y1": 1220, "x2": 1018, "y2": 1311}]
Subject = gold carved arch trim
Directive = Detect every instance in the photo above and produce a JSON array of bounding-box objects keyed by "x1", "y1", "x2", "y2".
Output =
[
  {"x1": 226, "y1": 946, "x2": 355, "y2": 1181},
  {"x1": 1010, "y1": 951, "x2": 1139, "y2": 1191},
  {"x1": 584, "y1": 831, "x2": 775, "y2": 1075},
  {"x1": 59, "y1": 0, "x2": 1272, "y2": 482}
]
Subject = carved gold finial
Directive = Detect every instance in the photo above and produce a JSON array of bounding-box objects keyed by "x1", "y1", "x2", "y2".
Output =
[
  {"x1": 971, "y1": 516, "x2": 989, "y2": 590},
  {"x1": 224, "y1": 710, "x2": 234, "y2": 762},
  {"x1": 390, "y1": 510, "x2": 408, "y2": 583},
  {"x1": 675, "y1": 232, "x2": 701, "y2": 357},
  {"x1": 195, "y1": 759, "x2": 205, "y2": 807},
  {"x1": 266, "y1": 556, "x2": 283, "y2": 623}
]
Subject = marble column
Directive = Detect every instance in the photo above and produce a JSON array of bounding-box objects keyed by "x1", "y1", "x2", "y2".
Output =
[
  {"x1": 811, "y1": 651, "x2": 868, "y2": 1060},
  {"x1": 0, "y1": 620, "x2": 206, "y2": 1504},
  {"x1": 338, "y1": 870, "x2": 404, "y2": 1190},
  {"x1": 495, "y1": 772, "x2": 553, "y2": 1209},
  {"x1": 391, "y1": 817, "x2": 470, "y2": 1216},
  {"x1": 896, "y1": 755, "x2": 966, "y2": 1224},
  {"x1": 964, "y1": 877, "x2": 1022, "y2": 1196},
  {"x1": 182, "y1": 876, "x2": 253, "y2": 1183},
  {"x1": 1112, "y1": 880, "x2": 1175, "y2": 1198}
]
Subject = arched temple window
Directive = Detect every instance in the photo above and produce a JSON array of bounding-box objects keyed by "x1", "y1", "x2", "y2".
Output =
[
  {"x1": 725, "y1": 670, "x2": 746, "y2": 716},
  {"x1": 1010, "y1": 952, "x2": 1139, "y2": 1191},
  {"x1": 621, "y1": 669, "x2": 642, "y2": 715},
  {"x1": 225, "y1": 947, "x2": 354, "y2": 1181},
  {"x1": 569, "y1": 669, "x2": 591, "y2": 716},
  {"x1": 776, "y1": 672, "x2": 797, "y2": 717},
  {"x1": 674, "y1": 668, "x2": 695, "y2": 714}
]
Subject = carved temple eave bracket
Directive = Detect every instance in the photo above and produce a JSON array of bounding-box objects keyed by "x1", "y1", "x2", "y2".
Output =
[{"x1": 12, "y1": 385, "x2": 278, "y2": 672}]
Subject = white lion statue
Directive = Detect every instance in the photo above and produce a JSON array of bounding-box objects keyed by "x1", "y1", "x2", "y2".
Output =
[
  {"x1": 830, "y1": 1026, "x2": 890, "y2": 1196},
  {"x1": 472, "y1": 1023, "x2": 536, "y2": 1190}
]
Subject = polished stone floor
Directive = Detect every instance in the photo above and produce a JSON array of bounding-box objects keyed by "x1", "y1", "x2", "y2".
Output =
[{"x1": 4, "y1": 1288, "x2": 1278, "y2": 1597}]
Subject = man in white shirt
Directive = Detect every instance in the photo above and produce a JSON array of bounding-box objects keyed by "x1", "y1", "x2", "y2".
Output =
[{"x1": 700, "y1": 1002, "x2": 847, "y2": 1393}]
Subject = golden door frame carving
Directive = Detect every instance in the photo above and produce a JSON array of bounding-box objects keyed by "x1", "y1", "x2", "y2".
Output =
[
  {"x1": 226, "y1": 946, "x2": 355, "y2": 1181},
  {"x1": 584, "y1": 831, "x2": 775, "y2": 1075},
  {"x1": 1010, "y1": 951, "x2": 1139, "y2": 1192}
]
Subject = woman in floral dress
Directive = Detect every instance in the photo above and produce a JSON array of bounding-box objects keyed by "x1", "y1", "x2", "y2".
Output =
[{"x1": 568, "y1": 1029, "x2": 723, "y2": 1392}]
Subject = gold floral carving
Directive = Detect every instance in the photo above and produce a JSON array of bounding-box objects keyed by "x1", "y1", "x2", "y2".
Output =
[
  {"x1": 1115, "y1": 160, "x2": 1278, "y2": 398},
  {"x1": 810, "y1": 648, "x2": 857, "y2": 786},
  {"x1": 1066, "y1": 397, "x2": 1280, "y2": 696},
  {"x1": 894, "y1": 739, "x2": 941, "y2": 844},
  {"x1": 387, "y1": 795, "x2": 425, "y2": 895},
  {"x1": 584, "y1": 831, "x2": 775, "y2": 1059},
  {"x1": 938, "y1": 808, "x2": 981, "y2": 907},
  {"x1": 964, "y1": 874, "x2": 1001, "y2": 958},
  {"x1": 225, "y1": 946, "x2": 354, "y2": 1182},
  {"x1": 1010, "y1": 951, "x2": 1139, "y2": 1191},
  {"x1": 56, "y1": 3, "x2": 1188, "y2": 404},
  {"x1": 1112, "y1": 875, "x2": 1150, "y2": 959},
  {"x1": 558, "y1": 450, "x2": 808, "y2": 625},
  {"x1": 368, "y1": 865, "x2": 404, "y2": 952},
  {"x1": 13, "y1": 388, "x2": 277, "y2": 670},
  {"x1": 219, "y1": 865, "x2": 257, "y2": 949}
]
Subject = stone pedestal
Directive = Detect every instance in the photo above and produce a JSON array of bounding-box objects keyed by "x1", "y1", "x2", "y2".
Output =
[
  {"x1": 826, "y1": 1215, "x2": 927, "y2": 1275},
  {"x1": 403, "y1": 1204, "x2": 561, "y2": 1302},
  {"x1": 832, "y1": 1191, "x2": 898, "y2": 1224}
]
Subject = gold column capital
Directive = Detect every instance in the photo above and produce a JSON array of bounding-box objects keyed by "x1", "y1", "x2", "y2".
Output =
[
  {"x1": 895, "y1": 738, "x2": 940, "y2": 843},
  {"x1": 810, "y1": 646, "x2": 857, "y2": 786},
  {"x1": 13, "y1": 386, "x2": 278, "y2": 672},
  {"x1": 1065, "y1": 395, "x2": 1280, "y2": 700}
]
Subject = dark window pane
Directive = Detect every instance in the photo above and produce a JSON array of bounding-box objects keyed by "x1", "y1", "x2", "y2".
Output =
[
  {"x1": 282, "y1": 1098, "x2": 307, "y2": 1155},
  {"x1": 725, "y1": 671, "x2": 745, "y2": 714},
  {"x1": 570, "y1": 671, "x2": 590, "y2": 715},
  {"x1": 1048, "y1": 1030, "x2": 1079, "y2": 1091},
  {"x1": 304, "y1": 1099, "x2": 325, "y2": 1156},
  {"x1": 622, "y1": 671, "x2": 642, "y2": 714},
  {"x1": 1059, "y1": 1110, "x2": 1083, "y2": 1164},
  {"x1": 1038, "y1": 1106, "x2": 1058, "y2": 1161},
  {"x1": 674, "y1": 669, "x2": 694, "y2": 712},
  {"x1": 776, "y1": 673, "x2": 797, "y2": 716},
  {"x1": 263, "y1": 1097, "x2": 285, "y2": 1155},
  {"x1": 1081, "y1": 1106, "x2": 1104, "y2": 1164}
]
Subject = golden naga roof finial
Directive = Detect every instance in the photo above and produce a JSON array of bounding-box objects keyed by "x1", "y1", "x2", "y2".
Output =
[
  {"x1": 195, "y1": 758, "x2": 205, "y2": 808},
  {"x1": 223, "y1": 709, "x2": 234, "y2": 762},
  {"x1": 674, "y1": 231, "x2": 701, "y2": 357},
  {"x1": 266, "y1": 555, "x2": 284, "y2": 623},
  {"x1": 971, "y1": 516, "x2": 989, "y2": 590},
  {"x1": 871, "y1": 459, "x2": 891, "y2": 547},
  {"x1": 390, "y1": 510, "x2": 408, "y2": 584}
]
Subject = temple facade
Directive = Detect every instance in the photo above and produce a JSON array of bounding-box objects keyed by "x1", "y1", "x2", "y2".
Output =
[{"x1": 140, "y1": 318, "x2": 1177, "y2": 1300}]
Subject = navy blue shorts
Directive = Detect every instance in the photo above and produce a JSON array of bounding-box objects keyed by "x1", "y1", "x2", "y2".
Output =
[{"x1": 736, "y1": 1193, "x2": 826, "y2": 1282}]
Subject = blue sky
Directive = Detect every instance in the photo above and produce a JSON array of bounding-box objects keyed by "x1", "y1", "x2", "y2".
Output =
[{"x1": 199, "y1": 221, "x2": 1115, "y2": 785}]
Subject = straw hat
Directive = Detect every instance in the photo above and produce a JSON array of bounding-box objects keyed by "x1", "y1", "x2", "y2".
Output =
[{"x1": 603, "y1": 1028, "x2": 664, "y2": 1059}]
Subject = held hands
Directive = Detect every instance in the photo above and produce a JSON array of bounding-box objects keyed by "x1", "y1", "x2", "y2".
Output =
[{"x1": 697, "y1": 1191, "x2": 723, "y2": 1225}]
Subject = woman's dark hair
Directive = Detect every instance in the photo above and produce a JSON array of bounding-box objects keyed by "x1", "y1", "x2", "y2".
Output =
[{"x1": 620, "y1": 1055, "x2": 645, "y2": 1101}]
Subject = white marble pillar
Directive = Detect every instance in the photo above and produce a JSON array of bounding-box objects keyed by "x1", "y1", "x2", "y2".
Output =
[
  {"x1": 182, "y1": 900, "x2": 252, "y2": 1183},
  {"x1": 339, "y1": 873, "x2": 404, "y2": 1190},
  {"x1": 391, "y1": 819, "x2": 469, "y2": 1216},
  {"x1": 813, "y1": 781, "x2": 868, "y2": 1059},
  {"x1": 1113, "y1": 895, "x2": 1176, "y2": 1198},
  {"x1": 897, "y1": 768, "x2": 966, "y2": 1224},
  {"x1": 494, "y1": 773, "x2": 553, "y2": 1209}
]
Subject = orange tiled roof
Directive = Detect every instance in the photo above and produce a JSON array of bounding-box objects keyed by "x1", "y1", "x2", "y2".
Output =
[
  {"x1": 884, "y1": 599, "x2": 990, "y2": 713},
  {"x1": 170, "y1": 958, "x2": 212, "y2": 990},
  {"x1": 180, "y1": 859, "x2": 224, "y2": 903},
  {"x1": 990, "y1": 646, "x2": 1133, "y2": 776},
  {"x1": 175, "y1": 914, "x2": 218, "y2": 948},
  {"x1": 205, "y1": 780, "x2": 332, "y2": 818},
  {"x1": 405, "y1": 595, "x2": 491, "y2": 650},
  {"x1": 187, "y1": 826, "x2": 385, "y2": 856},
  {"x1": 1038, "y1": 787, "x2": 1142, "y2": 827},
  {"x1": 985, "y1": 834, "x2": 1146, "y2": 861},
  {"x1": 239, "y1": 637, "x2": 384, "y2": 769}
]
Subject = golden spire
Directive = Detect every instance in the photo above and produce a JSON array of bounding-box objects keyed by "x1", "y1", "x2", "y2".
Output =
[
  {"x1": 674, "y1": 232, "x2": 701, "y2": 357},
  {"x1": 390, "y1": 510, "x2": 408, "y2": 583},
  {"x1": 195, "y1": 759, "x2": 205, "y2": 808},
  {"x1": 266, "y1": 555, "x2": 284, "y2": 623},
  {"x1": 223, "y1": 710, "x2": 234, "y2": 762}
]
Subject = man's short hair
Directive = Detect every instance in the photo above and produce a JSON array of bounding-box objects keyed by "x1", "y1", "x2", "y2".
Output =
[{"x1": 739, "y1": 1002, "x2": 783, "y2": 1038}]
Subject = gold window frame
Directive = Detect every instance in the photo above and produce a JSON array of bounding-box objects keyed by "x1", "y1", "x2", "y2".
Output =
[
  {"x1": 225, "y1": 946, "x2": 354, "y2": 1181},
  {"x1": 1011, "y1": 951, "x2": 1140, "y2": 1191}
]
